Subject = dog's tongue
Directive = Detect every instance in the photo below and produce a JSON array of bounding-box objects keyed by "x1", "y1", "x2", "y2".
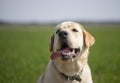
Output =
[
  {"x1": 61, "y1": 47, "x2": 71, "y2": 54},
  {"x1": 50, "y1": 47, "x2": 71, "y2": 60}
]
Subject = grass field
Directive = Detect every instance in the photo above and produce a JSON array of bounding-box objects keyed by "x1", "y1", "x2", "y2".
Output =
[{"x1": 0, "y1": 24, "x2": 120, "y2": 83}]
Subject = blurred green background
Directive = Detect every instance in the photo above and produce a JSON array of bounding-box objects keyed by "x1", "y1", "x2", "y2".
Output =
[{"x1": 0, "y1": 24, "x2": 120, "y2": 83}]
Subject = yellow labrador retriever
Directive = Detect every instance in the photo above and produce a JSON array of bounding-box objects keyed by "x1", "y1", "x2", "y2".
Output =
[{"x1": 38, "y1": 21, "x2": 95, "y2": 83}]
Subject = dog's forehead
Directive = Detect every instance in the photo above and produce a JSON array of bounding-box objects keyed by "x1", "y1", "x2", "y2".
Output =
[{"x1": 56, "y1": 22, "x2": 83, "y2": 32}]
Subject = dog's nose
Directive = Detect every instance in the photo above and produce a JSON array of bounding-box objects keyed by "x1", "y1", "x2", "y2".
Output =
[{"x1": 58, "y1": 31, "x2": 68, "y2": 39}]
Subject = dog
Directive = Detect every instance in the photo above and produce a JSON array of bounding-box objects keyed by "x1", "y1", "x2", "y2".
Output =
[{"x1": 37, "y1": 21, "x2": 95, "y2": 83}]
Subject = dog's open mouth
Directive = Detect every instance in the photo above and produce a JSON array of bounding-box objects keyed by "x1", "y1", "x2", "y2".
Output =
[
  {"x1": 60, "y1": 43, "x2": 80, "y2": 60},
  {"x1": 50, "y1": 42, "x2": 80, "y2": 61}
]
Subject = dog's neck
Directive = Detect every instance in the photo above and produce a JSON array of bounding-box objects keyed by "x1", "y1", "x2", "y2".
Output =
[
  {"x1": 51, "y1": 60, "x2": 84, "y2": 82},
  {"x1": 50, "y1": 48, "x2": 89, "y2": 82}
]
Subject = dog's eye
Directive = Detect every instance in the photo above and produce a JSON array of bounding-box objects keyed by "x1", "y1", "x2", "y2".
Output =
[
  {"x1": 72, "y1": 28, "x2": 78, "y2": 32},
  {"x1": 56, "y1": 29, "x2": 60, "y2": 34}
]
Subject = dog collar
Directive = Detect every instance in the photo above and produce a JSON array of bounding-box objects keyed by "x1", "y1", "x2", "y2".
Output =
[{"x1": 61, "y1": 69, "x2": 83, "y2": 82}]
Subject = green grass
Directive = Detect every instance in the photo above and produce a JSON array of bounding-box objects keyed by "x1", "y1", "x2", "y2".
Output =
[
  {"x1": 87, "y1": 25, "x2": 120, "y2": 83},
  {"x1": 0, "y1": 24, "x2": 120, "y2": 83}
]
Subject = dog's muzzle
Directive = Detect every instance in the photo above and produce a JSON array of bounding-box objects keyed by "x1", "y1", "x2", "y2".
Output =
[{"x1": 50, "y1": 30, "x2": 80, "y2": 61}]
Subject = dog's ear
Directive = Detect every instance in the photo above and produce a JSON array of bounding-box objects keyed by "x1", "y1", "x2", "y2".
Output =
[
  {"x1": 49, "y1": 34, "x2": 54, "y2": 52},
  {"x1": 82, "y1": 27, "x2": 95, "y2": 48}
]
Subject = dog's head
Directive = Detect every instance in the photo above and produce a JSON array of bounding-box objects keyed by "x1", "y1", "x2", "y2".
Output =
[{"x1": 50, "y1": 21, "x2": 95, "y2": 62}]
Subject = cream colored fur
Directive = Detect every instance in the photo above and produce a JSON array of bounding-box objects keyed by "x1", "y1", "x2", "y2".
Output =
[{"x1": 37, "y1": 21, "x2": 95, "y2": 83}]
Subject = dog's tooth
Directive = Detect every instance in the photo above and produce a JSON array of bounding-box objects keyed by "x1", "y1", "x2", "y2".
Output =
[{"x1": 72, "y1": 49, "x2": 75, "y2": 53}]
